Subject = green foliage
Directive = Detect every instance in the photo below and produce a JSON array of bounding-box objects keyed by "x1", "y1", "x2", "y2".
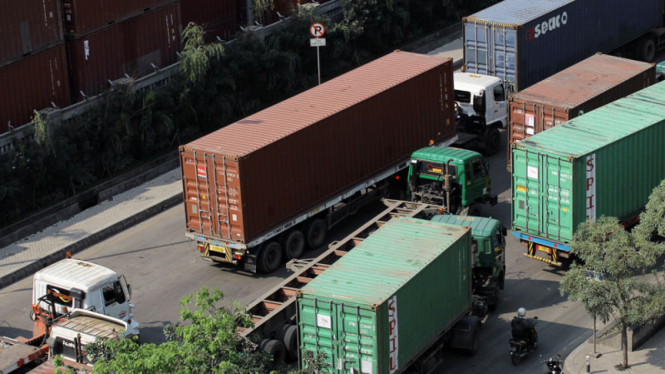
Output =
[
  {"x1": 33, "y1": 111, "x2": 48, "y2": 147},
  {"x1": 560, "y1": 214, "x2": 665, "y2": 368},
  {"x1": 181, "y1": 23, "x2": 225, "y2": 84},
  {"x1": 633, "y1": 180, "x2": 665, "y2": 253},
  {"x1": 253, "y1": 0, "x2": 275, "y2": 25}
]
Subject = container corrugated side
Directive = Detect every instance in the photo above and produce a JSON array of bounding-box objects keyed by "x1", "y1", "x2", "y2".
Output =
[
  {"x1": 463, "y1": 0, "x2": 662, "y2": 91},
  {"x1": 180, "y1": 51, "x2": 456, "y2": 244},
  {"x1": 0, "y1": 45, "x2": 70, "y2": 134},
  {"x1": 297, "y1": 217, "x2": 472, "y2": 373},
  {"x1": 511, "y1": 81, "x2": 665, "y2": 246},
  {"x1": 0, "y1": 0, "x2": 63, "y2": 67},
  {"x1": 507, "y1": 54, "x2": 655, "y2": 171},
  {"x1": 62, "y1": 0, "x2": 177, "y2": 37},
  {"x1": 67, "y1": 3, "x2": 181, "y2": 100},
  {"x1": 181, "y1": 0, "x2": 236, "y2": 40}
]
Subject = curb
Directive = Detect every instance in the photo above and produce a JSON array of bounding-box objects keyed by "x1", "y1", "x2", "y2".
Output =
[{"x1": 0, "y1": 194, "x2": 183, "y2": 290}]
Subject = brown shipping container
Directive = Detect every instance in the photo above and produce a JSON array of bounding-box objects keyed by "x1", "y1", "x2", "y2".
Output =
[
  {"x1": 180, "y1": 51, "x2": 456, "y2": 244},
  {"x1": 0, "y1": 0, "x2": 63, "y2": 67},
  {"x1": 67, "y1": 3, "x2": 181, "y2": 100},
  {"x1": 181, "y1": 0, "x2": 236, "y2": 40},
  {"x1": 0, "y1": 45, "x2": 70, "y2": 134},
  {"x1": 507, "y1": 53, "x2": 655, "y2": 171},
  {"x1": 62, "y1": 0, "x2": 177, "y2": 37}
]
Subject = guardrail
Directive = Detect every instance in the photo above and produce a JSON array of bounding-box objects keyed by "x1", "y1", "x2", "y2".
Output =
[{"x1": 0, "y1": 0, "x2": 342, "y2": 156}]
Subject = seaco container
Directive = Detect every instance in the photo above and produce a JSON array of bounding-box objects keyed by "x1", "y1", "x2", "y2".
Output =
[
  {"x1": 0, "y1": 0, "x2": 63, "y2": 67},
  {"x1": 179, "y1": 51, "x2": 456, "y2": 245},
  {"x1": 61, "y1": 0, "x2": 177, "y2": 38},
  {"x1": 511, "y1": 81, "x2": 665, "y2": 250},
  {"x1": 67, "y1": 3, "x2": 181, "y2": 100},
  {"x1": 463, "y1": 0, "x2": 663, "y2": 92},
  {"x1": 507, "y1": 53, "x2": 655, "y2": 171},
  {"x1": 297, "y1": 217, "x2": 472, "y2": 373},
  {"x1": 0, "y1": 45, "x2": 70, "y2": 134}
]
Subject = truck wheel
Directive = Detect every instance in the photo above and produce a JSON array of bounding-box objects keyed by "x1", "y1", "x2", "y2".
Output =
[
  {"x1": 467, "y1": 203, "x2": 483, "y2": 217},
  {"x1": 258, "y1": 241, "x2": 283, "y2": 273},
  {"x1": 465, "y1": 324, "x2": 480, "y2": 356},
  {"x1": 263, "y1": 339, "x2": 287, "y2": 367},
  {"x1": 277, "y1": 324, "x2": 299, "y2": 361},
  {"x1": 637, "y1": 38, "x2": 656, "y2": 62},
  {"x1": 281, "y1": 230, "x2": 305, "y2": 260},
  {"x1": 304, "y1": 218, "x2": 327, "y2": 249},
  {"x1": 483, "y1": 127, "x2": 501, "y2": 156}
]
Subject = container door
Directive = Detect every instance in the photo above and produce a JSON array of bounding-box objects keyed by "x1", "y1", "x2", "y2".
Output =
[
  {"x1": 209, "y1": 155, "x2": 242, "y2": 241},
  {"x1": 512, "y1": 148, "x2": 541, "y2": 235},
  {"x1": 465, "y1": 21, "x2": 517, "y2": 88},
  {"x1": 541, "y1": 155, "x2": 574, "y2": 242},
  {"x1": 299, "y1": 298, "x2": 378, "y2": 374},
  {"x1": 181, "y1": 151, "x2": 215, "y2": 236}
]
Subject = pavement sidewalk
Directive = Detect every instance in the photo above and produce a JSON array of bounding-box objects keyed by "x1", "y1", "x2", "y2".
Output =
[
  {"x1": 0, "y1": 168, "x2": 183, "y2": 289},
  {"x1": 564, "y1": 327, "x2": 665, "y2": 374}
]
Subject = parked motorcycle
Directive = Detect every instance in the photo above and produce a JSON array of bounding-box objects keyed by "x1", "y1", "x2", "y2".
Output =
[
  {"x1": 509, "y1": 316, "x2": 538, "y2": 365},
  {"x1": 540, "y1": 354, "x2": 564, "y2": 374}
]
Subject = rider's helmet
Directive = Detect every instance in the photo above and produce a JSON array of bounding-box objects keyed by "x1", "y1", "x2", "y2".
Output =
[{"x1": 517, "y1": 307, "x2": 526, "y2": 317}]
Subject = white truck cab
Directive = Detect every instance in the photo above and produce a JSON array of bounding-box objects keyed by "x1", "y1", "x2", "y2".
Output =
[
  {"x1": 454, "y1": 72, "x2": 508, "y2": 129},
  {"x1": 32, "y1": 259, "x2": 139, "y2": 337}
]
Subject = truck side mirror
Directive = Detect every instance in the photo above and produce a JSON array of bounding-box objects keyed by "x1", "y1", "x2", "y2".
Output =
[
  {"x1": 408, "y1": 165, "x2": 418, "y2": 192},
  {"x1": 473, "y1": 90, "x2": 486, "y2": 114},
  {"x1": 127, "y1": 284, "x2": 132, "y2": 297}
]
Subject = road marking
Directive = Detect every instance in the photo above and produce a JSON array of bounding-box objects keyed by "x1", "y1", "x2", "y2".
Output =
[{"x1": 0, "y1": 208, "x2": 181, "y2": 300}]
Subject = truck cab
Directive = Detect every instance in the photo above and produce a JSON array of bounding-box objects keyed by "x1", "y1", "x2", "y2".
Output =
[
  {"x1": 431, "y1": 214, "x2": 506, "y2": 309},
  {"x1": 453, "y1": 72, "x2": 508, "y2": 155},
  {"x1": 408, "y1": 146, "x2": 497, "y2": 216},
  {"x1": 32, "y1": 259, "x2": 138, "y2": 337}
]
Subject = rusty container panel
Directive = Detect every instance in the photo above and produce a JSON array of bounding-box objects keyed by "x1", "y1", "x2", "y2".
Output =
[
  {"x1": 181, "y1": 0, "x2": 236, "y2": 40},
  {"x1": 67, "y1": 3, "x2": 181, "y2": 101},
  {"x1": 507, "y1": 54, "x2": 655, "y2": 171},
  {"x1": 62, "y1": 0, "x2": 177, "y2": 37},
  {"x1": 0, "y1": 0, "x2": 63, "y2": 67},
  {"x1": 0, "y1": 45, "x2": 71, "y2": 134},
  {"x1": 180, "y1": 51, "x2": 456, "y2": 244}
]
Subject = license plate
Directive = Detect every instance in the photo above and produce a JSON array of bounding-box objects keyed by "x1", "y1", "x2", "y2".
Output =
[
  {"x1": 210, "y1": 245, "x2": 230, "y2": 254},
  {"x1": 536, "y1": 245, "x2": 551, "y2": 254},
  {"x1": 516, "y1": 185, "x2": 527, "y2": 193}
]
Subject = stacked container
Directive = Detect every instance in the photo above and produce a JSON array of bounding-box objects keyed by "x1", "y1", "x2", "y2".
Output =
[
  {"x1": 0, "y1": 0, "x2": 69, "y2": 134},
  {"x1": 181, "y1": 0, "x2": 237, "y2": 41},
  {"x1": 506, "y1": 53, "x2": 655, "y2": 171},
  {"x1": 66, "y1": 1, "x2": 182, "y2": 100}
]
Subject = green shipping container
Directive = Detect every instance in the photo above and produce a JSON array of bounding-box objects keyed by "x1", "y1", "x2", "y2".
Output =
[
  {"x1": 297, "y1": 217, "x2": 472, "y2": 373},
  {"x1": 511, "y1": 81, "x2": 665, "y2": 249}
]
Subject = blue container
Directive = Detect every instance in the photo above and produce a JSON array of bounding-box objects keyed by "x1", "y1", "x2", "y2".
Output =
[{"x1": 463, "y1": 0, "x2": 663, "y2": 91}]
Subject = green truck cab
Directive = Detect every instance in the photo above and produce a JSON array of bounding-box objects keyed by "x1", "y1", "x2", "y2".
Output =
[
  {"x1": 431, "y1": 214, "x2": 506, "y2": 309},
  {"x1": 408, "y1": 146, "x2": 498, "y2": 215}
]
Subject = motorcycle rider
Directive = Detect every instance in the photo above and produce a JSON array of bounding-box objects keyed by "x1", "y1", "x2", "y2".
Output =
[{"x1": 511, "y1": 307, "x2": 537, "y2": 347}]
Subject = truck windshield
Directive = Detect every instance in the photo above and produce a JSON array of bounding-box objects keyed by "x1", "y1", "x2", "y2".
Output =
[
  {"x1": 455, "y1": 90, "x2": 471, "y2": 103},
  {"x1": 417, "y1": 162, "x2": 457, "y2": 181},
  {"x1": 46, "y1": 285, "x2": 73, "y2": 307}
]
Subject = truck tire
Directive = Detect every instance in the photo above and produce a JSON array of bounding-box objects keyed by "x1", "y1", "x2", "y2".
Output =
[
  {"x1": 483, "y1": 127, "x2": 501, "y2": 156},
  {"x1": 467, "y1": 203, "x2": 483, "y2": 217},
  {"x1": 304, "y1": 218, "x2": 327, "y2": 249},
  {"x1": 281, "y1": 229, "x2": 305, "y2": 260},
  {"x1": 263, "y1": 339, "x2": 287, "y2": 367},
  {"x1": 637, "y1": 38, "x2": 656, "y2": 62},
  {"x1": 277, "y1": 324, "x2": 299, "y2": 361},
  {"x1": 466, "y1": 326, "x2": 480, "y2": 356},
  {"x1": 258, "y1": 241, "x2": 283, "y2": 273}
]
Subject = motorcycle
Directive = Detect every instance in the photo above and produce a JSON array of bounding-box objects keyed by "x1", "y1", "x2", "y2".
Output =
[
  {"x1": 540, "y1": 354, "x2": 564, "y2": 374},
  {"x1": 509, "y1": 316, "x2": 538, "y2": 365}
]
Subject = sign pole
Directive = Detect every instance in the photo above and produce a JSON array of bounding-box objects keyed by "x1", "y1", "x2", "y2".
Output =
[
  {"x1": 317, "y1": 45, "x2": 321, "y2": 85},
  {"x1": 309, "y1": 22, "x2": 326, "y2": 86}
]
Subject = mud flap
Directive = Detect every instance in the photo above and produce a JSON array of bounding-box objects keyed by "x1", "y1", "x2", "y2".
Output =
[
  {"x1": 449, "y1": 316, "x2": 481, "y2": 352},
  {"x1": 243, "y1": 249, "x2": 258, "y2": 273}
]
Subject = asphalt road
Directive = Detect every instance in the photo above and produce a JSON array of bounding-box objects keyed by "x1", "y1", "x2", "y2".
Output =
[{"x1": 0, "y1": 130, "x2": 597, "y2": 373}]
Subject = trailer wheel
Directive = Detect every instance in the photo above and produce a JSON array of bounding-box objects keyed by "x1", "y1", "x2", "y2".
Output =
[
  {"x1": 258, "y1": 241, "x2": 283, "y2": 273},
  {"x1": 277, "y1": 324, "x2": 299, "y2": 361},
  {"x1": 482, "y1": 127, "x2": 501, "y2": 156},
  {"x1": 263, "y1": 339, "x2": 287, "y2": 367},
  {"x1": 637, "y1": 38, "x2": 656, "y2": 62},
  {"x1": 304, "y1": 218, "x2": 327, "y2": 249},
  {"x1": 281, "y1": 229, "x2": 305, "y2": 260}
]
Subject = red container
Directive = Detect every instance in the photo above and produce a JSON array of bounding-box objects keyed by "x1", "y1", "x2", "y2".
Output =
[
  {"x1": 62, "y1": 0, "x2": 178, "y2": 37},
  {"x1": 0, "y1": 0, "x2": 63, "y2": 67},
  {"x1": 179, "y1": 51, "x2": 456, "y2": 244},
  {"x1": 0, "y1": 45, "x2": 71, "y2": 134},
  {"x1": 181, "y1": 0, "x2": 236, "y2": 39},
  {"x1": 67, "y1": 3, "x2": 182, "y2": 100},
  {"x1": 507, "y1": 53, "x2": 655, "y2": 171}
]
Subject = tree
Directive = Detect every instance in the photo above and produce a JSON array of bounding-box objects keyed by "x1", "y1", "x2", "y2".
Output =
[{"x1": 560, "y1": 215, "x2": 665, "y2": 370}]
